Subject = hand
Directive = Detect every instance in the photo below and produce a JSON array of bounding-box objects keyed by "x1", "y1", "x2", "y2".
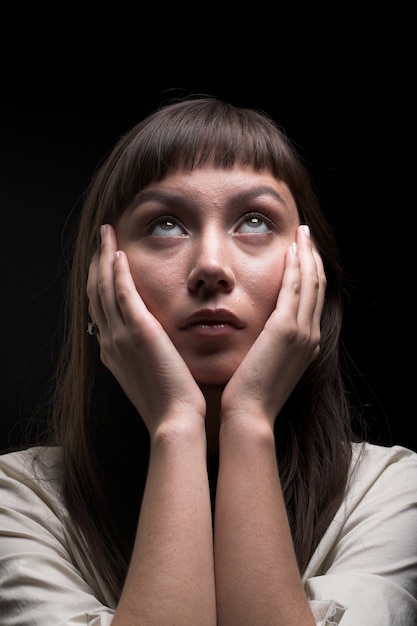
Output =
[
  {"x1": 86, "y1": 224, "x2": 206, "y2": 439},
  {"x1": 220, "y1": 224, "x2": 326, "y2": 429}
]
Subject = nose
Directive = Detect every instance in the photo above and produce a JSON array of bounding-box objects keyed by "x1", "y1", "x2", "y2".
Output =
[{"x1": 187, "y1": 231, "x2": 236, "y2": 293}]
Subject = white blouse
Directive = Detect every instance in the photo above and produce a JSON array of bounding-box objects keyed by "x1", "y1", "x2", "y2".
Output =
[{"x1": 0, "y1": 442, "x2": 416, "y2": 625}]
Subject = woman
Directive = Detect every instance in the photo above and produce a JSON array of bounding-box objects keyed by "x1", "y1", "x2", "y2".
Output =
[{"x1": 0, "y1": 96, "x2": 416, "y2": 625}]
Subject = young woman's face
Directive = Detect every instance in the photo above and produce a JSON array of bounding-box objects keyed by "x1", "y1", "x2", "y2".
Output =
[{"x1": 116, "y1": 166, "x2": 300, "y2": 385}]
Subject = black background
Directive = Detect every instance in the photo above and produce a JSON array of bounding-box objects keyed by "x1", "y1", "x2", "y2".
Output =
[{"x1": 1, "y1": 35, "x2": 414, "y2": 453}]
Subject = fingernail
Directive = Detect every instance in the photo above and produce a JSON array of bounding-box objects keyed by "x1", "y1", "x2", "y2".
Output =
[{"x1": 301, "y1": 224, "x2": 310, "y2": 237}]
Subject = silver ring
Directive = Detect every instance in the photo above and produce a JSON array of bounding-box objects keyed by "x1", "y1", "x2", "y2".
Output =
[{"x1": 87, "y1": 321, "x2": 99, "y2": 336}]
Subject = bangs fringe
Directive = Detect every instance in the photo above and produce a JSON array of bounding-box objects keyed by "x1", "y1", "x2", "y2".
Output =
[{"x1": 118, "y1": 99, "x2": 295, "y2": 194}]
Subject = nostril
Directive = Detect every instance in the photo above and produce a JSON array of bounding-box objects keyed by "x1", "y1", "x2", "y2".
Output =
[
  {"x1": 190, "y1": 277, "x2": 232, "y2": 293},
  {"x1": 187, "y1": 256, "x2": 236, "y2": 293},
  {"x1": 194, "y1": 279, "x2": 206, "y2": 290}
]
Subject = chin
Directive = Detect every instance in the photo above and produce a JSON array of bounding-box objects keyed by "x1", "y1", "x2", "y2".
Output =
[
  {"x1": 190, "y1": 364, "x2": 238, "y2": 387},
  {"x1": 184, "y1": 350, "x2": 246, "y2": 386}
]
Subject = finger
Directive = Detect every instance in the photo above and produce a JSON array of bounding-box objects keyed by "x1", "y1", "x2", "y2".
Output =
[
  {"x1": 86, "y1": 251, "x2": 104, "y2": 325},
  {"x1": 295, "y1": 225, "x2": 325, "y2": 330},
  {"x1": 310, "y1": 246, "x2": 326, "y2": 330},
  {"x1": 270, "y1": 239, "x2": 302, "y2": 328},
  {"x1": 93, "y1": 224, "x2": 123, "y2": 331},
  {"x1": 112, "y1": 250, "x2": 160, "y2": 339}
]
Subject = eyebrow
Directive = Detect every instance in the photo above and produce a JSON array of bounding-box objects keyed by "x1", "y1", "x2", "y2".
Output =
[
  {"x1": 131, "y1": 190, "x2": 183, "y2": 209},
  {"x1": 228, "y1": 186, "x2": 288, "y2": 209},
  {"x1": 130, "y1": 185, "x2": 289, "y2": 212}
]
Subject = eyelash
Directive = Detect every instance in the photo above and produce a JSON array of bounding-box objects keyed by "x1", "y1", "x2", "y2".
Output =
[
  {"x1": 147, "y1": 215, "x2": 187, "y2": 237},
  {"x1": 147, "y1": 211, "x2": 275, "y2": 237},
  {"x1": 237, "y1": 212, "x2": 274, "y2": 234}
]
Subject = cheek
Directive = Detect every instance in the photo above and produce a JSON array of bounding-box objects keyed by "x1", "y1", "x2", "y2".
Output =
[
  {"x1": 126, "y1": 256, "x2": 180, "y2": 313},
  {"x1": 245, "y1": 257, "x2": 285, "y2": 313}
]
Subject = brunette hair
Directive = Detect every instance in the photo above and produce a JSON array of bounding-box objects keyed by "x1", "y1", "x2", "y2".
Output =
[{"x1": 40, "y1": 96, "x2": 364, "y2": 598}]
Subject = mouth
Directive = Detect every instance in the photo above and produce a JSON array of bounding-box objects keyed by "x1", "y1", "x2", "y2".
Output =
[{"x1": 180, "y1": 308, "x2": 244, "y2": 336}]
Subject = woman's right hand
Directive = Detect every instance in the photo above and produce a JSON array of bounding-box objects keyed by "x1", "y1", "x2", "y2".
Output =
[{"x1": 86, "y1": 224, "x2": 207, "y2": 439}]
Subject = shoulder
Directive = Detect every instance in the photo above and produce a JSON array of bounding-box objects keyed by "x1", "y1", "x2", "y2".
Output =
[
  {"x1": 0, "y1": 446, "x2": 64, "y2": 512},
  {"x1": 308, "y1": 442, "x2": 417, "y2": 573},
  {"x1": 304, "y1": 443, "x2": 417, "y2": 618},
  {"x1": 0, "y1": 446, "x2": 72, "y2": 565},
  {"x1": 339, "y1": 442, "x2": 417, "y2": 553},
  {"x1": 0, "y1": 445, "x2": 63, "y2": 476},
  {"x1": 348, "y1": 442, "x2": 417, "y2": 499},
  {"x1": 0, "y1": 447, "x2": 118, "y2": 618},
  {"x1": 351, "y1": 440, "x2": 417, "y2": 465}
]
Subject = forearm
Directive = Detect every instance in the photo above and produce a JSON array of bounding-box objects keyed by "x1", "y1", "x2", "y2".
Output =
[
  {"x1": 214, "y1": 420, "x2": 315, "y2": 626},
  {"x1": 113, "y1": 421, "x2": 216, "y2": 625}
]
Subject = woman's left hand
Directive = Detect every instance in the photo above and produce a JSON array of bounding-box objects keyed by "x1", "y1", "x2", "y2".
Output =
[{"x1": 220, "y1": 224, "x2": 326, "y2": 429}]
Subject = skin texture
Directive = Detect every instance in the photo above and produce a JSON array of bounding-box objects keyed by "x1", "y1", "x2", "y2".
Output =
[
  {"x1": 86, "y1": 165, "x2": 325, "y2": 624},
  {"x1": 115, "y1": 167, "x2": 300, "y2": 390}
]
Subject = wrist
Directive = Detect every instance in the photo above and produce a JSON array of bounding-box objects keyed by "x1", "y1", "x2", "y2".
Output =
[
  {"x1": 219, "y1": 415, "x2": 275, "y2": 450},
  {"x1": 152, "y1": 416, "x2": 208, "y2": 451}
]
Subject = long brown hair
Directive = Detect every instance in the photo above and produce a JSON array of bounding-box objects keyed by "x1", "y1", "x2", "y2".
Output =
[{"x1": 41, "y1": 96, "x2": 364, "y2": 598}]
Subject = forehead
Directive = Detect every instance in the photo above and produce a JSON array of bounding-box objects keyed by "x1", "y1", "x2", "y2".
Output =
[{"x1": 138, "y1": 165, "x2": 297, "y2": 207}]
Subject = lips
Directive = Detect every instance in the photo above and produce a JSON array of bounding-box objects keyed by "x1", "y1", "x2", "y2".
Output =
[{"x1": 180, "y1": 308, "x2": 244, "y2": 330}]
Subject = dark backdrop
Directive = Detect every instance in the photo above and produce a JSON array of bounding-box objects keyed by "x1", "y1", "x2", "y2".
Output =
[{"x1": 2, "y1": 67, "x2": 414, "y2": 452}]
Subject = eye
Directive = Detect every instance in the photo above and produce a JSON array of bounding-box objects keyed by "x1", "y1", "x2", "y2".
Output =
[
  {"x1": 149, "y1": 216, "x2": 186, "y2": 237},
  {"x1": 236, "y1": 213, "x2": 272, "y2": 234}
]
